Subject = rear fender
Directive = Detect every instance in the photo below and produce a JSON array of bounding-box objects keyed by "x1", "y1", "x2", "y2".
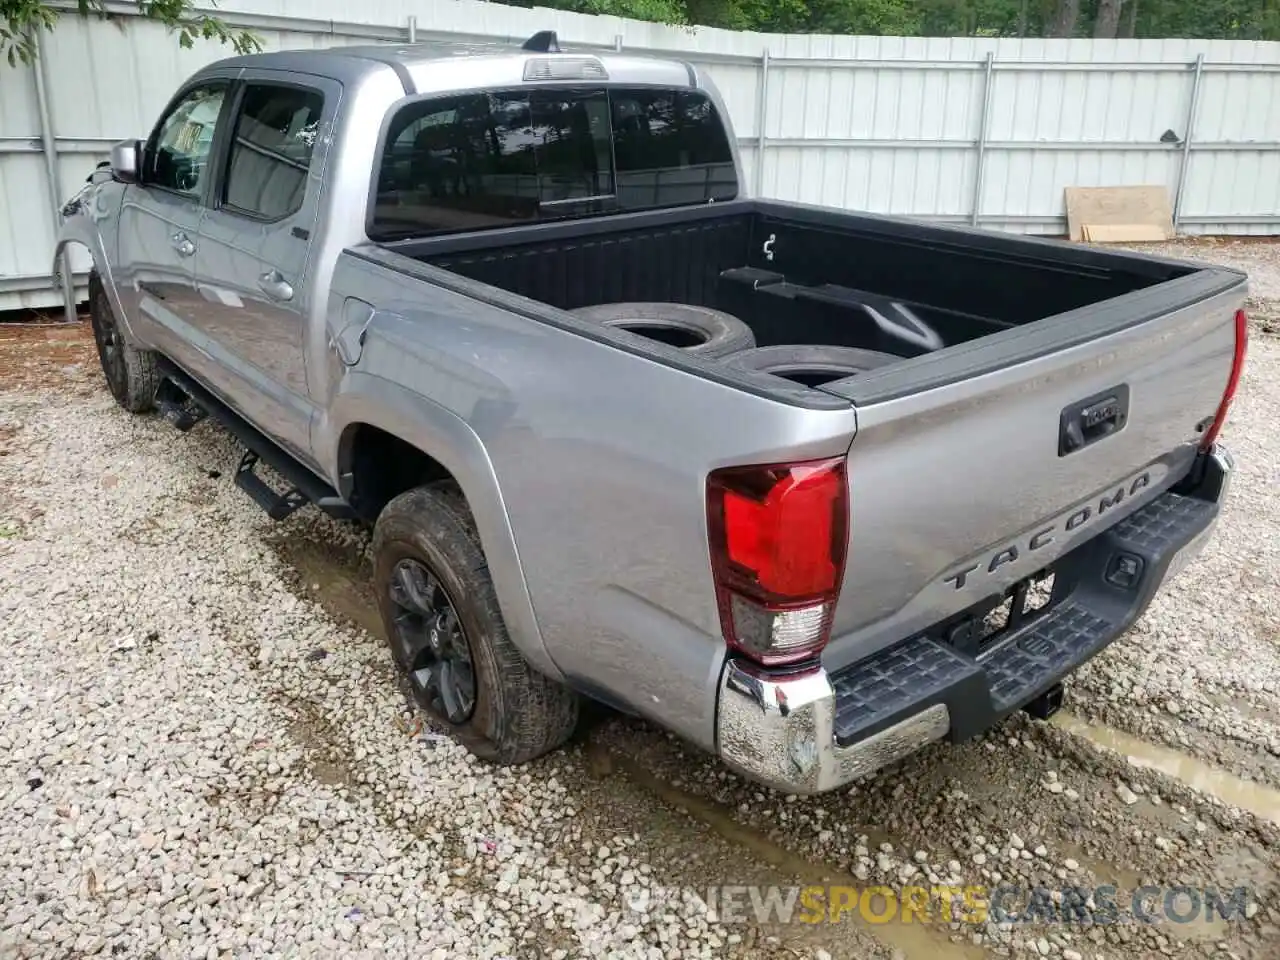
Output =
[{"x1": 321, "y1": 374, "x2": 561, "y2": 682}]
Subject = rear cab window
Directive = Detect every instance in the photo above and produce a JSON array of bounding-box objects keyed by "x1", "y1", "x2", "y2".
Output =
[
  {"x1": 370, "y1": 85, "x2": 737, "y2": 241},
  {"x1": 610, "y1": 88, "x2": 738, "y2": 210}
]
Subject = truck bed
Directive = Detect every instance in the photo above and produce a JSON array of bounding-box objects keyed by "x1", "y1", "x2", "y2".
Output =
[
  {"x1": 369, "y1": 199, "x2": 1247, "y2": 680},
  {"x1": 384, "y1": 198, "x2": 1236, "y2": 403}
]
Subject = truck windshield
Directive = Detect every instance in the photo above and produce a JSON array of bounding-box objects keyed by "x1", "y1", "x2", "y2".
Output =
[{"x1": 370, "y1": 86, "x2": 738, "y2": 240}]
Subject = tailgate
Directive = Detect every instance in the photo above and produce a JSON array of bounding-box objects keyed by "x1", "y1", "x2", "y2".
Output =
[{"x1": 820, "y1": 271, "x2": 1246, "y2": 670}]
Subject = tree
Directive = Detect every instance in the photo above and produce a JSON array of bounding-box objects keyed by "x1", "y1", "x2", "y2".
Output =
[
  {"x1": 1121, "y1": 0, "x2": 1139, "y2": 36},
  {"x1": 1047, "y1": 0, "x2": 1081, "y2": 35},
  {"x1": 500, "y1": 0, "x2": 1280, "y2": 39},
  {"x1": 1, "y1": 0, "x2": 260, "y2": 67},
  {"x1": 6, "y1": 0, "x2": 1276, "y2": 70},
  {"x1": 1093, "y1": 0, "x2": 1126, "y2": 36}
]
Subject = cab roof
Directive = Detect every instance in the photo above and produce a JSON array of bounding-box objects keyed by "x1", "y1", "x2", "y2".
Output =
[{"x1": 202, "y1": 32, "x2": 698, "y2": 96}]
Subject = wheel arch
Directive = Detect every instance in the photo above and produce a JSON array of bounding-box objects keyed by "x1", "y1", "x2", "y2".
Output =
[
  {"x1": 325, "y1": 378, "x2": 561, "y2": 681},
  {"x1": 53, "y1": 215, "x2": 133, "y2": 339}
]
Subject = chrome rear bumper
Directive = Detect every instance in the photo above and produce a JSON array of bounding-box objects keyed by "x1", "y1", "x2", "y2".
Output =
[
  {"x1": 714, "y1": 445, "x2": 1232, "y2": 795},
  {"x1": 717, "y1": 663, "x2": 950, "y2": 793}
]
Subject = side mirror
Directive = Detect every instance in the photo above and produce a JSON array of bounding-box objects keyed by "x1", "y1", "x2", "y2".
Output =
[{"x1": 110, "y1": 139, "x2": 143, "y2": 183}]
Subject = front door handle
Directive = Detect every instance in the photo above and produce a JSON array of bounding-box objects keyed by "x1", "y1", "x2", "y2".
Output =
[
  {"x1": 171, "y1": 231, "x2": 195, "y2": 257},
  {"x1": 257, "y1": 270, "x2": 294, "y2": 302}
]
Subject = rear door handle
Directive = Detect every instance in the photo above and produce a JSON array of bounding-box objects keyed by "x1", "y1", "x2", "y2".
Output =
[
  {"x1": 171, "y1": 232, "x2": 195, "y2": 257},
  {"x1": 257, "y1": 270, "x2": 294, "y2": 302}
]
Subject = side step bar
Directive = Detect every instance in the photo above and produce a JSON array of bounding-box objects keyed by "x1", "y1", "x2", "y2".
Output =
[
  {"x1": 157, "y1": 363, "x2": 354, "y2": 522},
  {"x1": 235, "y1": 450, "x2": 311, "y2": 521},
  {"x1": 156, "y1": 380, "x2": 208, "y2": 432}
]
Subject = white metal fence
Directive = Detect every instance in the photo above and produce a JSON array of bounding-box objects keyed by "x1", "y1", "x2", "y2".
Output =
[{"x1": 3, "y1": 0, "x2": 1279, "y2": 311}]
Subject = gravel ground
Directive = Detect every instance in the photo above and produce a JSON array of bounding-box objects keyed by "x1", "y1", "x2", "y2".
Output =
[
  {"x1": 1, "y1": 238, "x2": 1278, "y2": 960},
  {"x1": 1072, "y1": 239, "x2": 1280, "y2": 789}
]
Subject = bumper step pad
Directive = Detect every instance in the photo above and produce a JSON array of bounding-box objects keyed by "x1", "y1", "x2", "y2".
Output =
[
  {"x1": 984, "y1": 600, "x2": 1111, "y2": 712},
  {"x1": 830, "y1": 489, "x2": 1219, "y2": 748},
  {"x1": 832, "y1": 636, "x2": 978, "y2": 747}
]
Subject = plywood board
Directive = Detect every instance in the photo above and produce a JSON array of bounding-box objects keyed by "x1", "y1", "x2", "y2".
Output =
[
  {"x1": 1065, "y1": 186, "x2": 1173, "y2": 243},
  {"x1": 1081, "y1": 222, "x2": 1169, "y2": 243}
]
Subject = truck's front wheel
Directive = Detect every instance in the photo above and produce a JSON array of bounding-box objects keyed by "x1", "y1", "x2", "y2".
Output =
[
  {"x1": 372, "y1": 483, "x2": 578, "y2": 764},
  {"x1": 89, "y1": 272, "x2": 159, "y2": 413}
]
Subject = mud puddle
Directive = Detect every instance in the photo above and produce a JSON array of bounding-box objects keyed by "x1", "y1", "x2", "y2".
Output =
[
  {"x1": 1206, "y1": 689, "x2": 1280, "y2": 728},
  {"x1": 1049, "y1": 840, "x2": 1244, "y2": 947},
  {"x1": 1052, "y1": 711, "x2": 1280, "y2": 826},
  {"x1": 268, "y1": 533, "x2": 383, "y2": 639}
]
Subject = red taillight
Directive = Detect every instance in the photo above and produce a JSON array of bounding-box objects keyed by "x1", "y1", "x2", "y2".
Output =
[
  {"x1": 1200, "y1": 309, "x2": 1249, "y2": 451},
  {"x1": 707, "y1": 457, "x2": 848, "y2": 666}
]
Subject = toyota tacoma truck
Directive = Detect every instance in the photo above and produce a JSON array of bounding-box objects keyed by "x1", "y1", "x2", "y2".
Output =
[{"x1": 56, "y1": 34, "x2": 1248, "y2": 794}]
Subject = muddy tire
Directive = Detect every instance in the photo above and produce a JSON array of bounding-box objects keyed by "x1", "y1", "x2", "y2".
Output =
[
  {"x1": 372, "y1": 483, "x2": 578, "y2": 764},
  {"x1": 89, "y1": 272, "x2": 159, "y2": 413},
  {"x1": 570, "y1": 302, "x2": 756, "y2": 359}
]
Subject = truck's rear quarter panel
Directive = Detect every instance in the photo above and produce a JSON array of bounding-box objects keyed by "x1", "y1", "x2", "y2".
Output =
[{"x1": 327, "y1": 249, "x2": 859, "y2": 751}]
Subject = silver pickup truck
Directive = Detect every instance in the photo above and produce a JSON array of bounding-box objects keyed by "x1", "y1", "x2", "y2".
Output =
[{"x1": 56, "y1": 33, "x2": 1248, "y2": 794}]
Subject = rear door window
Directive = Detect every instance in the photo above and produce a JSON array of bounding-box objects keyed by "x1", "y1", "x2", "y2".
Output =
[
  {"x1": 222, "y1": 83, "x2": 324, "y2": 221},
  {"x1": 371, "y1": 86, "x2": 738, "y2": 240}
]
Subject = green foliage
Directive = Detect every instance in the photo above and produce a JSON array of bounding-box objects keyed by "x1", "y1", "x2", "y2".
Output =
[
  {"x1": 802, "y1": 0, "x2": 925, "y2": 35},
  {"x1": 2, "y1": 0, "x2": 1275, "y2": 70},
  {"x1": 1135, "y1": 0, "x2": 1280, "y2": 39},
  {"x1": 501, "y1": 0, "x2": 1280, "y2": 39},
  {"x1": 1, "y1": 0, "x2": 260, "y2": 67},
  {"x1": 2, "y1": 0, "x2": 56, "y2": 65}
]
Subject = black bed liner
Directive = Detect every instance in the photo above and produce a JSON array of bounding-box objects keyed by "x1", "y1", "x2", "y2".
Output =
[{"x1": 360, "y1": 198, "x2": 1245, "y2": 407}]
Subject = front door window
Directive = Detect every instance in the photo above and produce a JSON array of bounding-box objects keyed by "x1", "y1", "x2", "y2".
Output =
[{"x1": 146, "y1": 83, "x2": 229, "y2": 197}]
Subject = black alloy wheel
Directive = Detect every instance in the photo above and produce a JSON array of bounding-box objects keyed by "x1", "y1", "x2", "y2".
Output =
[
  {"x1": 386, "y1": 557, "x2": 477, "y2": 724},
  {"x1": 91, "y1": 284, "x2": 129, "y2": 403}
]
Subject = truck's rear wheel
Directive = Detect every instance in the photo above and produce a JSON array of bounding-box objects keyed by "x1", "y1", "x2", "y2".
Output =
[
  {"x1": 372, "y1": 483, "x2": 579, "y2": 764},
  {"x1": 89, "y1": 272, "x2": 159, "y2": 413}
]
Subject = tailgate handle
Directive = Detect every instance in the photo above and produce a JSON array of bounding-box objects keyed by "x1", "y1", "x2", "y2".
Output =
[{"x1": 1059, "y1": 384, "x2": 1129, "y2": 456}]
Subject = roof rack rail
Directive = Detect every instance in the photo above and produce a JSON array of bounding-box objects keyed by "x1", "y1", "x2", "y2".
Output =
[{"x1": 521, "y1": 30, "x2": 561, "y2": 53}]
